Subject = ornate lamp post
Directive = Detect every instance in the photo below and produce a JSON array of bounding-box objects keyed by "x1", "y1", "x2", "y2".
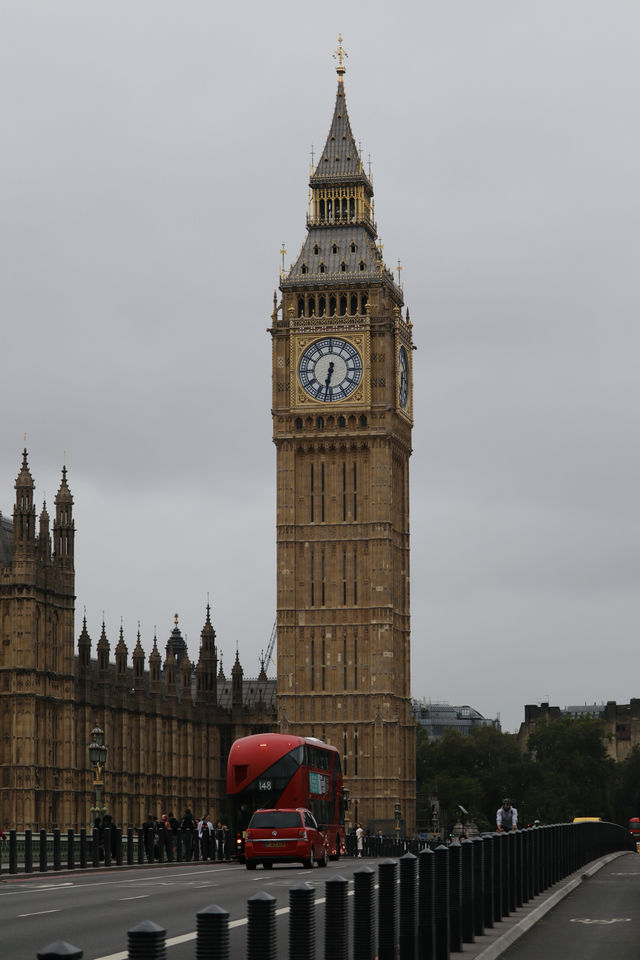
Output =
[
  {"x1": 394, "y1": 801, "x2": 402, "y2": 841},
  {"x1": 88, "y1": 723, "x2": 107, "y2": 826}
]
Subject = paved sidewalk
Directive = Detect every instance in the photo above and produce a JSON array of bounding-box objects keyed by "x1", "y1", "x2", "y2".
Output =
[{"x1": 450, "y1": 850, "x2": 629, "y2": 960}]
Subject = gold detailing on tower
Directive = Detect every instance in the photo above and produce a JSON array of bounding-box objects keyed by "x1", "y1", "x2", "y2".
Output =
[
  {"x1": 333, "y1": 34, "x2": 348, "y2": 80},
  {"x1": 280, "y1": 243, "x2": 287, "y2": 280}
]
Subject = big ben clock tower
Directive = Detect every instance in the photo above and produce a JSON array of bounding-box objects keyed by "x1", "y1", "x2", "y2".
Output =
[{"x1": 270, "y1": 39, "x2": 415, "y2": 832}]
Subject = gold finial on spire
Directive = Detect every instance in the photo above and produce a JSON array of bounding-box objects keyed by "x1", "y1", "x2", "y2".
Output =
[
  {"x1": 174, "y1": 612, "x2": 179, "y2": 627},
  {"x1": 396, "y1": 259, "x2": 403, "y2": 287},
  {"x1": 333, "y1": 34, "x2": 348, "y2": 81},
  {"x1": 280, "y1": 242, "x2": 287, "y2": 280}
]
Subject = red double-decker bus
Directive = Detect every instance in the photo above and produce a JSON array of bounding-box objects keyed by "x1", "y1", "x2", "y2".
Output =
[{"x1": 226, "y1": 732, "x2": 346, "y2": 860}]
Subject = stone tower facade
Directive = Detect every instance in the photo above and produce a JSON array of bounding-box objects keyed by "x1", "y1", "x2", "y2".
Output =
[
  {"x1": 270, "y1": 43, "x2": 416, "y2": 832},
  {"x1": 0, "y1": 450, "x2": 277, "y2": 831}
]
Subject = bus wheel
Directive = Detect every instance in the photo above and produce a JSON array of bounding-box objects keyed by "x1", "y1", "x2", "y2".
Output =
[{"x1": 246, "y1": 861, "x2": 257, "y2": 870}]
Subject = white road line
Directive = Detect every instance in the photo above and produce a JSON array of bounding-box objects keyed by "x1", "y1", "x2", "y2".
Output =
[
  {"x1": 19, "y1": 909, "x2": 61, "y2": 918},
  {"x1": 118, "y1": 895, "x2": 150, "y2": 901}
]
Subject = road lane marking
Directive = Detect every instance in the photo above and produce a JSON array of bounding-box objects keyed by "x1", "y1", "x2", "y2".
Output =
[
  {"x1": 570, "y1": 917, "x2": 631, "y2": 924},
  {"x1": 119, "y1": 895, "x2": 150, "y2": 901},
  {"x1": 19, "y1": 909, "x2": 61, "y2": 918}
]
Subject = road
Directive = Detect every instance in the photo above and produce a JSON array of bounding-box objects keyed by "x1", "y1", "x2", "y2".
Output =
[{"x1": 0, "y1": 857, "x2": 365, "y2": 960}]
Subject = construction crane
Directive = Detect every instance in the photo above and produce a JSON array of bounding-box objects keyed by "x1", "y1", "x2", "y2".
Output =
[{"x1": 263, "y1": 618, "x2": 277, "y2": 675}]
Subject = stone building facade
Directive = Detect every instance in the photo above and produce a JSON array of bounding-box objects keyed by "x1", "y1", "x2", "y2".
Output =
[
  {"x1": 270, "y1": 43, "x2": 416, "y2": 833},
  {"x1": 0, "y1": 450, "x2": 276, "y2": 831},
  {"x1": 519, "y1": 700, "x2": 640, "y2": 761}
]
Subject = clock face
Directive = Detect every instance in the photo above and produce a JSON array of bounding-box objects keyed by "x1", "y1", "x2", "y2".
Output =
[
  {"x1": 398, "y1": 346, "x2": 409, "y2": 408},
  {"x1": 299, "y1": 337, "x2": 363, "y2": 402}
]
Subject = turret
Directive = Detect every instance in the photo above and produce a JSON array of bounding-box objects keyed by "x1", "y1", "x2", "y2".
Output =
[
  {"x1": 231, "y1": 649, "x2": 243, "y2": 709},
  {"x1": 77, "y1": 612, "x2": 91, "y2": 677},
  {"x1": 132, "y1": 627, "x2": 145, "y2": 694},
  {"x1": 97, "y1": 619, "x2": 110, "y2": 682},
  {"x1": 53, "y1": 466, "x2": 74, "y2": 571},
  {"x1": 38, "y1": 500, "x2": 51, "y2": 563},
  {"x1": 13, "y1": 448, "x2": 36, "y2": 557},
  {"x1": 149, "y1": 633, "x2": 161, "y2": 694},
  {"x1": 196, "y1": 602, "x2": 217, "y2": 704},
  {"x1": 115, "y1": 625, "x2": 128, "y2": 689}
]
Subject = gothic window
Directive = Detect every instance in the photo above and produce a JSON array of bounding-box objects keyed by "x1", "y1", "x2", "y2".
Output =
[
  {"x1": 298, "y1": 297, "x2": 304, "y2": 317},
  {"x1": 320, "y1": 462, "x2": 325, "y2": 522},
  {"x1": 321, "y1": 636, "x2": 326, "y2": 688},
  {"x1": 349, "y1": 197, "x2": 355, "y2": 219},
  {"x1": 311, "y1": 637, "x2": 315, "y2": 687},
  {"x1": 359, "y1": 414, "x2": 367, "y2": 428},
  {"x1": 342, "y1": 197, "x2": 348, "y2": 218},
  {"x1": 314, "y1": 244, "x2": 319, "y2": 255},
  {"x1": 319, "y1": 199, "x2": 325, "y2": 220},
  {"x1": 361, "y1": 293, "x2": 368, "y2": 313},
  {"x1": 310, "y1": 463, "x2": 314, "y2": 522},
  {"x1": 327, "y1": 198, "x2": 333, "y2": 219},
  {"x1": 353, "y1": 463, "x2": 358, "y2": 521},
  {"x1": 340, "y1": 261, "x2": 347, "y2": 273},
  {"x1": 332, "y1": 243, "x2": 338, "y2": 254},
  {"x1": 338, "y1": 415, "x2": 346, "y2": 427},
  {"x1": 319, "y1": 295, "x2": 326, "y2": 315},
  {"x1": 342, "y1": 551, "x2": 347, "y2": 604},
  {"x1": 301, "y1": 263, "x2": 308, "y2": 275},
  {"x1": 354, "y1": 729, "x2": 359, "y2": 775},
  {"x1": 316, "y1": 416, "x2": 324, "y2": 431},
  {"x1": 339, "y1": 294, "x2": 347, "y2": 315},
  {"x1": 329, "y1": 295, "x2": 337, "y2": 316},
  {"x1": 350, "y1": 294, "x2": 358, "y2": 315},
  {"x1": 351, "y1": 241, "x2": 356, "y2": 253},
  {"x1": 359, "y1": 260, "x2": 366, "y2": 272},
  {"x1": 295, "y1": 417, "x2": 303, "y2": 430},
  {"x1": 310, "y1": 555, "x2": 315, "y2": 607},
  {"x1": 308, "y1": 296, "x2": 315, "y2": 316},
  {"x1": 319, "y1": 263, "x2": 326, "y2": 274},
  {"x1": 321, "y1": 554, "x2": 326, "y2": 607}
]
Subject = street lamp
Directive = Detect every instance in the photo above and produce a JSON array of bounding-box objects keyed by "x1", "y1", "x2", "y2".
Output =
[
  {"x1": 89, "y1": 723, "x2": 107, "y2": 826},
  {"x1": 394, "y1": 801, "x2": 402, "y2": 841}
]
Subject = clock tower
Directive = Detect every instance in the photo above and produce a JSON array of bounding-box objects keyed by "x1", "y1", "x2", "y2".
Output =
[{"x1": 270, "y1": 40, "x2": 415, "y2": 832}]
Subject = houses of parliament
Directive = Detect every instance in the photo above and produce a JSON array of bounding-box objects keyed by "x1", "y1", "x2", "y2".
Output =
[{"x1": 0, "y1": 43, "x2": 416, "y2": 833}]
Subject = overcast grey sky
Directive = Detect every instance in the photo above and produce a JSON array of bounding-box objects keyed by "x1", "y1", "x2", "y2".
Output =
[{"x1": 2, "y1": 1, "x2": 638, "y2": 732}]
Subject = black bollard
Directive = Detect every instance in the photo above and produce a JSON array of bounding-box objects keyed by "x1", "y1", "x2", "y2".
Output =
[
  {"x1": 196, "y1": 904, "x2": 229, "y2": 960},
  {"x1": 137, "y1": 828, "x2": 145, "y2": 865},
  {"x1": 25, "y1": 828, "x2": 33, "y2": 873},
  {"x1": 115, "y1": 827, "x2": 123, "y2": 866},
  {"x1": 399, "y1": 852, "x2": 418, "y2": 960},
  {"x1": 37, "y1": 940, "x2": 83, "y2": 959},
  {"x1": 471, "y1": 836, "x2": 485, "y2": 938},
  {"x1": 67, "y1": 829, "x2": 75, "y2": 870},
  {"x1": 433, "y1": 845, "x2": 450, "y2": 960},
  {"x1": 417, "y1": 847, "x2": 435, "y2": 960},
  {"x1": 103, "y1": 827, "x2": 112, "y2": 867},
  {"x1": 514, "y1": 830, "x2": 523, "y2": 908},
  {"x1": 10, "y1": 828, "x2": 18, "y2": 874},
  {"x1": 128, "y1": 920, "x2": 166, "y2": 960},
  {"x1": 289, "y1": 882, "x2": 315, "y2": 960},
  {"x1": 92, "y1": 827, "x2": 99, "y2": 868},
  {"x1": 79, "y1": 829, "x2": 87, "y2": 869},
  {"x1": 353, "y1": 867, "x2": 376, "y2": 960},
  {"x1": 460, "y1": 838, "x2": 474, "y2": 944},
  {"x1": 507, "y1": 832, "x2": 516, "y2": 913},
  {"x1": 247, "y1": 891, "x2": 277, "y2": 960},
  {"x1": 53, "y1": 829, "x2": 61, "y2": 871},
  {"x1": 482, "y1": 834, "x2": 494, "y2": 930},
  {"x1": 448, "y1": 841, "x2": 462, "y2": 952},
  {"x1": 40, "y1": 828, "x2": 48, "y2": 873},
  {"x1": 176, "y1": 829, "x2": 182, "y2": 863},
  {"x1": 127, "y1": 827, "x2": 134, "y2": 866},
  {"x1": 325, "y1": 874, "x2": 349, "y2": 960},
  {"x1": 378, "y1": 859, "x2": 398, "y2": 960},
  {"x1": 499, "y1": 833, "x2": 510, "y2": 918}
]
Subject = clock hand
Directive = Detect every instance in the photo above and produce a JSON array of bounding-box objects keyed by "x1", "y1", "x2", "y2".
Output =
[{"x1": 324, "y1": 361, "x2": 335, "y2": 398}]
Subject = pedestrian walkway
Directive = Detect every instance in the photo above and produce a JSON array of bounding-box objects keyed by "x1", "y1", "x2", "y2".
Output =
[{"x1": 450, "y1": 850, "x2": 633, "y2": 960}]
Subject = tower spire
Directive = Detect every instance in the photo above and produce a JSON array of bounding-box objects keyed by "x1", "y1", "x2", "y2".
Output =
[{"x1": 333, "y1": 34, "x2": 348, "y2": 82}]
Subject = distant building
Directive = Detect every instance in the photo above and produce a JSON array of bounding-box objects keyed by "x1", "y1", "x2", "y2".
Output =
[
  {"x1": 412, "y1": 700, "x2": 501, "y2": 739},
  {"x1": 519, "y1": 700, "x2": 640, "y2": 761}
]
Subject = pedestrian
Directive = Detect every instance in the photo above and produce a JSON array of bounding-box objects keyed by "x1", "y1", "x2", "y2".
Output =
[
  {"x1": 496, "y1": 798, "x2": 518, "y2": 832},
  {"x1": 180, "y1": 809, "x2": 197, "y2": 861},
  {"x1": 160, "y1": 813, "x2": 174, "y2": 861},
  {"x1": 222, "y1": 822, "x2": 230, "y2": 860},
  {"x1": 198, "y1": 814, "x2": 212, "y2": 861},
  {"x1": 356, "y1": 822, "x2": 364, "y2": 857},
  {"x1": 215, "y1": 821, "x2": 225, "y2": 862}
]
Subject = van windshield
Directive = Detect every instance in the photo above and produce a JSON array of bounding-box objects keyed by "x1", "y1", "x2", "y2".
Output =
[{"x1": 249, "y1": 811, "x2": 301, "y2": 829}]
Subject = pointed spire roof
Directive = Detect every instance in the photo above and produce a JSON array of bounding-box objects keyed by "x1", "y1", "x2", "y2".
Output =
[
  {"x1": 78, "y1": 613, "x2": 91, "y2": 647},
  {"x1": 55, "y1": 465, "x2": 73, "y2": 504},
  {"x1": 15, "y1": 448, "x2": 34, "y2": 491}
]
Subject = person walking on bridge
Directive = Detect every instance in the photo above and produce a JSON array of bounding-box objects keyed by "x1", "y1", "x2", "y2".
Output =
[{"x1": 496, "y1": 798, "x2": 517, "y2": 832}]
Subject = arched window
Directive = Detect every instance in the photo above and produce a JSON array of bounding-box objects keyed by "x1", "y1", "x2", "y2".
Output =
[
  {"x1": 313, "y1": 244, "x2": 319, "y2": 255},
  {"x1": 339, "y1": 294, "x2": 347, "y2": 315},
  {"x1": 329, "y1": 295, "x2": 337, "y2": 316},
  {"x1": 316, "y1": 416, "x2": 325, "y2": 430},
  {"x1": 338, "y1": 415, "x2": 346, "y2": 428},
  {"x1": 359, "y1": 260, "x2": 366, "y2": 272},
  {"x1": 295, "y1": 417, "x2": 303, "y2": 430},
  {"x1": 332, "y1": 243, "x2": 338, "y2": 254},
  {"x1": 359, "y1": 414, "x2": 367, "y2": 428},
  {"x1": 301, "y1": 263, "x2": 308, "y2": 275},
  {"x1": 319, "y1": 262, "x2": 326, "y2": 274},
  {"x1": 340, "y1": 261, "x2": 347, "y2": 273},
  {"x1": 350, "y1": 294, "x2": 358, "y2": 315},
  {"x1": 319, "y1": 200, "x2": 325, "y2": 220},
  {"x1": 349, "y1": 197, "x2": 355, "y2": 219},
  {"x1": 351, "y1": 241, "x2": 356, "y2": 253},
  {"x1": 298, "y1": 297, "x2": 305, "y2": 317},
  {"x1": 319, "y1": 295, "x2": 326, "y2": 316}
]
